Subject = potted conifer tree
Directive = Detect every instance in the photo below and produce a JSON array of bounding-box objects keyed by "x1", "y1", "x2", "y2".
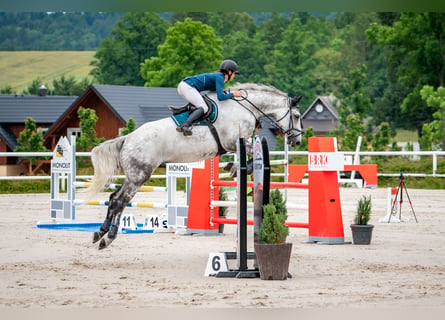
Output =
[
  {"x1": 350, "y1": 195, "x2": 374, "y2": 245},
  {"x1": 254, "y1": 189, "x2": 292, "y2": 280}
]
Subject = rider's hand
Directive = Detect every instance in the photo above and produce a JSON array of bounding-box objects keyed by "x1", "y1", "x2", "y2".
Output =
[{"x1": 233, "y1": 90, "x2": 242, "y2": 97}]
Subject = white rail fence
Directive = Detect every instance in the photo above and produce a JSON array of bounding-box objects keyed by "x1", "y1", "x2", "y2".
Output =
[{"x1": 1, "y1": 150, "x2": 444, "y2": 181}]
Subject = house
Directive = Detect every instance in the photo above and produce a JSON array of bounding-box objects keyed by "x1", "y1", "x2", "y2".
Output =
[
  {"x1": 1, "y1": 85, "x2": 186, "y2": 175},
  {"x1": 301, "y1": 94, "x2": 340, "y2": 135},
  {"x1": 0, "y1": 88, "x2": 76, "y2": 175}
]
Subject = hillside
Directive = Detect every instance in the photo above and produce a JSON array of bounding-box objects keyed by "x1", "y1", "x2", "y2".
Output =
[{"x1": 0, "y1": 51, "x2": 96, "y2": 93}]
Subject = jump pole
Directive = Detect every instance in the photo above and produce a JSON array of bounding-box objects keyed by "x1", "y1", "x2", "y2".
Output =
[
  {"x1": 208, "y1": 136, "x2": 274, "y2": 278},
  {"x1": 213, "y1": 137, "x2": 261, "y2": 278},
  {"x1": 189, "y1": 137, "x2": 350, "y2": 244},
  {"x1": 46, "y1": 136, "x2": 190, "y2": 233}
]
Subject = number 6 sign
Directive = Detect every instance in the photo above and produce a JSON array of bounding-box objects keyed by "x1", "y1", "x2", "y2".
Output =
[{"x1": 204, "y1": 253, "x2": 229, "y2": 276}]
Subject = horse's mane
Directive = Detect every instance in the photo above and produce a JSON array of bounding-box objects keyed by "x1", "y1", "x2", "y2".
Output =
[{"x1": 229, "y1": 83, "x2": 287, "y2": 97}]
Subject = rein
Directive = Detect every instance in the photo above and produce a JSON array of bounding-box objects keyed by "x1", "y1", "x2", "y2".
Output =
[{"x1": 232, "y1": 90, "x2": 304, "y2": 137}]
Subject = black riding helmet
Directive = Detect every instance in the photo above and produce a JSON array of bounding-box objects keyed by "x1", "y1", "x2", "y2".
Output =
[{"x1": 220, "y1": 59, "x2": 239, "y2": 75}]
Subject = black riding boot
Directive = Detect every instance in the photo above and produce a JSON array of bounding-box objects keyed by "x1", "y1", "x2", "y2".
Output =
[{"x1": 176, "y1": 107, "x2": 205, "y2": 136}]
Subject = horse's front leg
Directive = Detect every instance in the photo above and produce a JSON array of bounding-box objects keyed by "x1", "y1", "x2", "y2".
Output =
[
  {"x1": 244, "y1": 140, "x2": 253, "y2": 158},
  {"x1": 225, "y1": 140, "x2": 254, "y2": 177}
]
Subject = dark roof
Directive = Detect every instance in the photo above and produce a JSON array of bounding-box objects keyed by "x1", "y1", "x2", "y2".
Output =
[
  {"x1": 0, "y1": 94, "x2": 77, "y2": 123},
  {"x1": 0, "y1": 125, "x2": 18, "y2": 149},
  {"x1": 92, "y1": 85, "x2": 187, "y2": 127}
]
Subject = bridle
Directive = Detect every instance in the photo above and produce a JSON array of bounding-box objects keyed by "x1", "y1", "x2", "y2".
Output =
[{"x1": 232, "y1": 89, "x2": 304, "y2": 138}]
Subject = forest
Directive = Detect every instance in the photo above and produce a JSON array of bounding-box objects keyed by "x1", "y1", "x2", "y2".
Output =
[{"x1": 1, "y1": 12, "x2": 444, "y2": 151}]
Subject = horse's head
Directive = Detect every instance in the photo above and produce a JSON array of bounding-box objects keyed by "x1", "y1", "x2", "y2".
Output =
[
  {"x1": 229, "y1": 83, "x2": 304, "y2": 147},
  {"x1": 271, "y1": 94, "x2": 304, "y2": 147}
]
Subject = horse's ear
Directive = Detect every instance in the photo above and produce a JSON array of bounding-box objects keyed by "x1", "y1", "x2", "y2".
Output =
[{"x1": 291, "y1": 95, "x2": 303, "y2": 107}]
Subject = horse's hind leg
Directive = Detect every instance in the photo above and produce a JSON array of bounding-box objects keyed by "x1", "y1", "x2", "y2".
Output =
[
  {"x1": 97, "y1": 196, "x2": 127, "y2": 249},
  {"x1": 96, "y1": 183, "x2": 140, "y2": 249},
  {"x1": 92, "y1": 188, "x2": 121, "y2": 244}
]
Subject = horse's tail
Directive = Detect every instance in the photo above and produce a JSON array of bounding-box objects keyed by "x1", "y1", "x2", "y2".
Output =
[{"x1": 86, "y1": 136, "x2": 126, "y2": 198}]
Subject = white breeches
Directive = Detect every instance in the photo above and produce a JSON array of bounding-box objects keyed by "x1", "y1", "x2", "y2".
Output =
[{"x1": 177, "y1": 81, "x2": 209, "y2": 113}]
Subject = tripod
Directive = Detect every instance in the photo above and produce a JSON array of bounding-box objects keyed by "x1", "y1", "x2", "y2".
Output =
[{"x1": 388, "y1": 172, "x2": 418, "y2": 223}]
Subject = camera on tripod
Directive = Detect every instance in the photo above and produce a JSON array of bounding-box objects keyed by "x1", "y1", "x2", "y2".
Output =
[{"x1": 387, "y1": 171, "x2": 417, "y2": 223}]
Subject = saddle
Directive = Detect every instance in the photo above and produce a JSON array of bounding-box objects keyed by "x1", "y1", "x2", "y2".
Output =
[
  {"x1": 168, "y1": 95, "x2": 215, "y2": 118},
  {"x1": 169, "y1": 95, "x2": 218, "y2": 126},
  {"x1": 169, "y1": 95, "x2": 226, "y2": 156}
]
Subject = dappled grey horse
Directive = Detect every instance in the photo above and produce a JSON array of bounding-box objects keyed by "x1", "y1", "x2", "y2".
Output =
[{"x1": 88, "y1": 83, "x2": 303, "y2": 249}]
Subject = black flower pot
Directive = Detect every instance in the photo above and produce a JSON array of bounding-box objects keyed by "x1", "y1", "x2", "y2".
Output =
[{"x1": 350, "y1": 224, "x2": 374, "y2": 245}]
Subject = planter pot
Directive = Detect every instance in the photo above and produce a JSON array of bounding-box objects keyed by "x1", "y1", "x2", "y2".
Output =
[
  {"x1": 254, "y1": 242, "x2": 292, "y2": 280},
  {"x1": 350, "y1": 224, "x2": 374, "y2": 245}
]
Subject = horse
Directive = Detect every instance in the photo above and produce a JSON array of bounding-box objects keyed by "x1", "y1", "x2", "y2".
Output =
[{"x1": 87, "y1": 83, "x2": 304, "y2": 249}]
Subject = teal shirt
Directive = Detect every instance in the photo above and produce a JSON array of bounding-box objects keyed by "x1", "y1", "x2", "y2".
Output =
[{"x1": 183, "y1": 72, "x2": 234, "y2": 101}]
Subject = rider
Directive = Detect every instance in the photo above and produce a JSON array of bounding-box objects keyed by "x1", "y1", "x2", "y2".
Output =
[{"x1": 176, "y1": 59, "x2": 242, "y2": 136}]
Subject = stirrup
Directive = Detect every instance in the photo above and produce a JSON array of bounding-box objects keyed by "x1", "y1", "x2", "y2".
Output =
[{"x1": 176, "y1": 125, "x2": 193, "y2": 136}]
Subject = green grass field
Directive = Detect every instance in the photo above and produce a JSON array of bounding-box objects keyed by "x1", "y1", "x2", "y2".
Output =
[{"x1": 0, "y1": 51, "x2": 96, "y2": 93}]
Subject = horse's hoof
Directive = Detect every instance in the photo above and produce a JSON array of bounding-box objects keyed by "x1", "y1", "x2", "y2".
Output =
[
  {"x1": 183, "y1": 129, "x2": 193, "y2": 136},
  {"x1": 98, "y1": 235, "x2": 116, "y2": 250},
  {"x1": 98, "y1": 238, "x2": 107, "y2": 250},
  {"x1": 223, "y1": 162, "x2": 234, "y2": 171},
  {"x1": 176, "y1": 127, "x2": 184, "y2": 133},
  {"x1": 92, "y1": 231, "x2": 103, "y2": 244}
]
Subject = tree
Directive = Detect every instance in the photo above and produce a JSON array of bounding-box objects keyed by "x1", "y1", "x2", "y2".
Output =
[
  {"x1": 208, "y1": 12, "x2": 257, "y2": 38},
  {"x1": 76, "y1": 107, "x2": 104, "y2": 153},
  {"x1": 0, "y1": 84, "x2": 13, "y2": 93},
  {"x1": 371, "y1": 122, "x2": 391, "y2": 151},
  {"x1": 0, "y1": 12, "x2": 123, "y2": 50},
  {"x1": 264, "y1": 15, "x2": 333, "y2": 106},
  {"x1": 52, "y1": 75, "x2": 92, "y2": 96},
  {"x1": 25, "y1": 78, "x2": 49, "y2": 95},
  {"x1": 90, "y1": 12, "x2": 169, "y2": 86},
  {"x1": 258, "y1": 13, "x2": 290, "y2": 58},
  {"x1": 310, "y1": 47, "x2": 344, "y2": 98},
  {"x1": 367, "y1": 13, "x2": 445, "y2": 136},
  {"x1": 341, "y1": 64, "x2": 372, "y2": 117},
  {"x1": 420, "y1": 85, "x2": 445, "y2": 150},
  {"x1": 14, "y1": 117, "x2": 50, "y2": 174},
  {"x1": 221, "y1": 31, "x2": 267, "y2": 83},
  {"x1": 141, "y1": 18, "x2": 223, "y2": 87},
  {"x1": 169, "y1": 12, "x2": 210, "y2": 25},
  {"x1": 119, "y1": 117, "x2": 137, "y2": 136},
  {"x1": 22, "y1": 76, "x2": 91, "y2": 96},
  {"x1": 330, "y1": 64, "x2": 390, "y2": 151}
]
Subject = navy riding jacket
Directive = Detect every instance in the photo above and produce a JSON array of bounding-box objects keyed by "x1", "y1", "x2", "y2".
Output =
[{"x1": 183, "y1": 72, "x2": 234, "y2": 101}]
